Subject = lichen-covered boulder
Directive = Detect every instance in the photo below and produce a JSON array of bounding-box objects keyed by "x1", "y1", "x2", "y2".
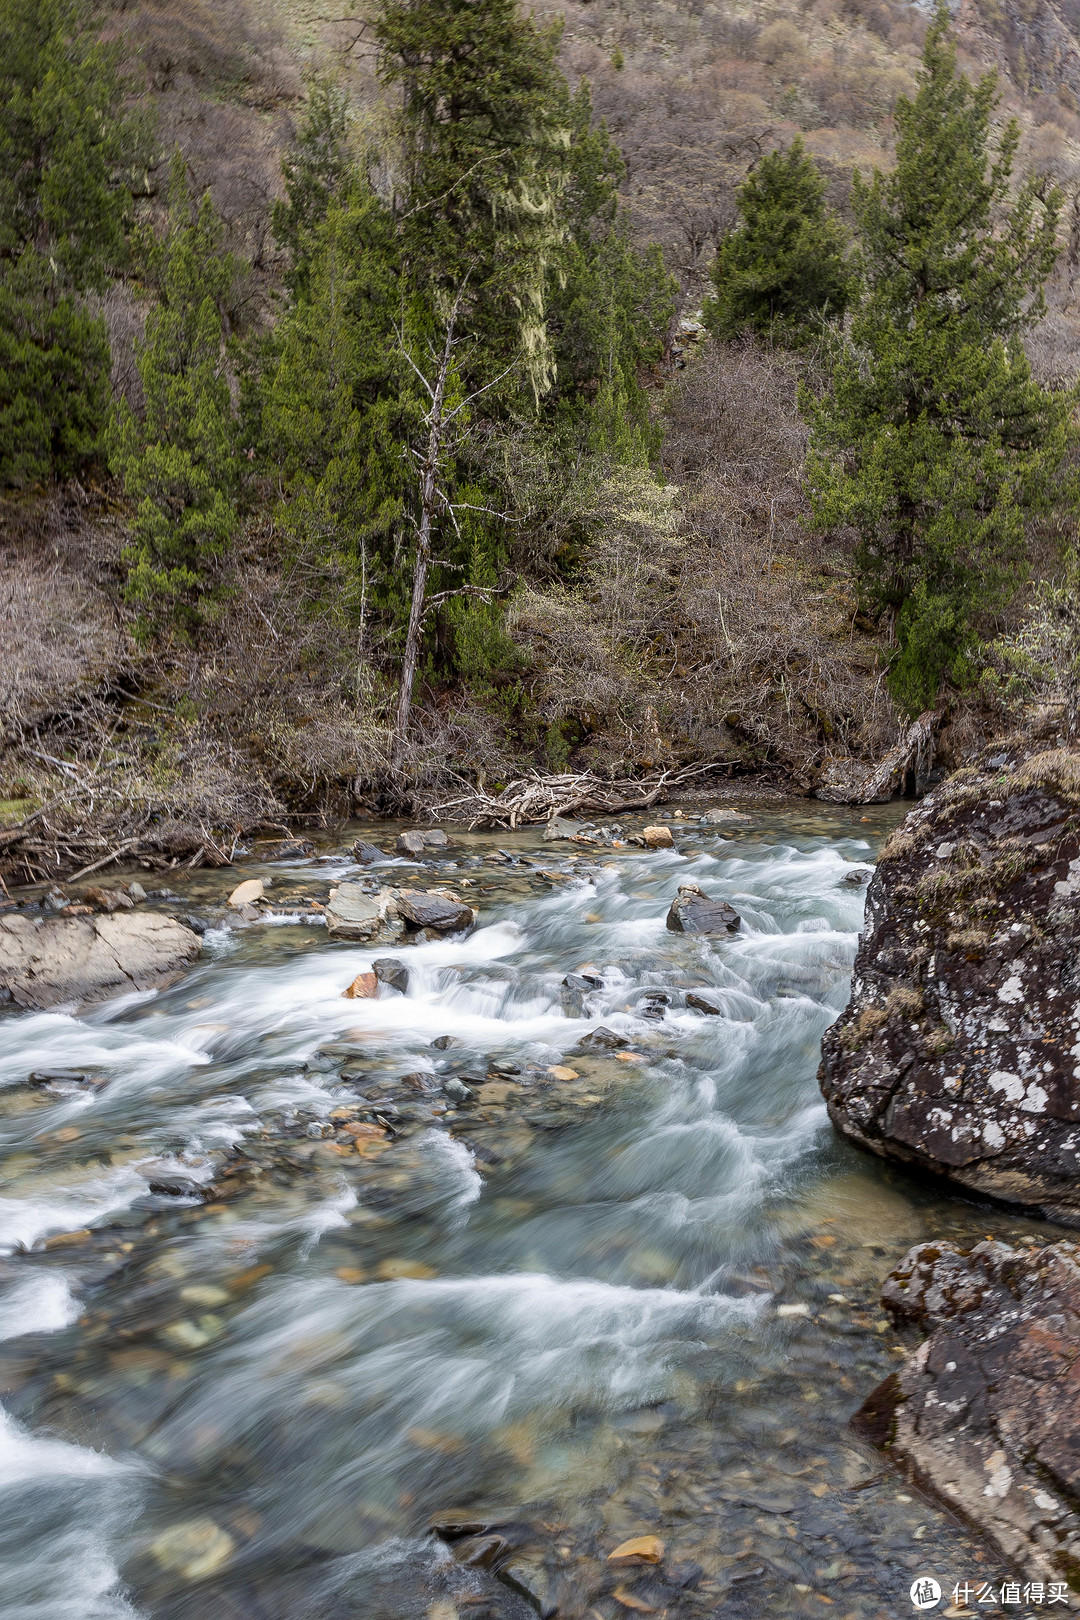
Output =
[
  {"x1": 820, "y1": 745, "x2": 1080, "y2": 1220},
  {"x1": 854, "y1": 1238, "x2": 1080, "y2": 1589}
]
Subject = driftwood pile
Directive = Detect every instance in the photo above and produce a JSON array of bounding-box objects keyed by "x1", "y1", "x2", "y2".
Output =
[{"x1": 432, "y1": 765, "x2": 723, "y2": 829}]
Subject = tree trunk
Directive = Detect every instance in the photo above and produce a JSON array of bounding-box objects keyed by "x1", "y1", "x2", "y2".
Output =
[{"x1": 391, "y1": 318, "x2": 456, "y2": 768}]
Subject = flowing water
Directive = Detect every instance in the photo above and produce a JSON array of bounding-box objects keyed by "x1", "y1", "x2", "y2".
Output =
[{"x1": 0, "y1": 808, "x2": 1061, "y2": 1620}]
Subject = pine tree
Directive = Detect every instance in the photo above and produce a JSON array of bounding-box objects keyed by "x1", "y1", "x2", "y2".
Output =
[
  {"x1": 704, "y1": 138, "x2": 851, "y2": 347},
  {"x1": 0, "y1": 0, "x2": 142, "y2": 484},
  {"x1": 804, "y1": 1, "x2": 1074, "y2": 714},
  {"x1": 110, "y1": 156, "x2": 240, "y2": 624},
  {"x1": 272, "y1": 78, "x2": 353, "y2": 303}
]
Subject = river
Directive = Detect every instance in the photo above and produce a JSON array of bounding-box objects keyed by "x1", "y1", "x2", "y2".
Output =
[{"x1": 0, "y1": 806, "x2": 1056, "y2": 1619}]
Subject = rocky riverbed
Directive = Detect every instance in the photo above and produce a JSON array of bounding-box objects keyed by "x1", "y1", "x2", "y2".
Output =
[{"x1": 0, "y1": 806, "x2": 1066, "y2": 1618}]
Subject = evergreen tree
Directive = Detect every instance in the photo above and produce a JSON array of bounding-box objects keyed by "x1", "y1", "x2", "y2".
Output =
[
  {"x1": 110, "y1": 156, "x2": 240, "y2": 624},
  {"x1": 548, "y1": 82, "x2": 676, "y2": 460},
  {"x1": 375, "y1": 0, "x2": 569, "y2": 401},
  {"x1": 704, "y1": 138, "x2": 851, "y2": 347},
  {"x1": 272, "y1": 78, "x2": 353, "y2": 303},
  {"x1": 0, "y1": 0, "x2": 142, "y2": 484},
  {"x1": 804, "y1": 1, "x2": 1074, "y2": 714}
]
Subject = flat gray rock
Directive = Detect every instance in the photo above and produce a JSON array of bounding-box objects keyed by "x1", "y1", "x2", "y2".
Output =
[
  {"x1": 0, "y1": 912, "x2": 201, "y2": 1010},
  {"x1": 325, "y1": 883, "x2": 383, "y2": 941}
]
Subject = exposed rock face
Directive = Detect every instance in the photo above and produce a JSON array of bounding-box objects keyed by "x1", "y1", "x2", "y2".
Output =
[
  {"x1": 820, "y1": 746, "x2": 1080, "y2": 1221},
  {"x1": 665, "y1": 882, "x2": 740, "y2": 937},
  {"x1": 0, "y1": 912, "x2": 201, "y2": 1009},
  {"x1": 854, "y1": 1238, "x2": 1080, "y2": 1589}
]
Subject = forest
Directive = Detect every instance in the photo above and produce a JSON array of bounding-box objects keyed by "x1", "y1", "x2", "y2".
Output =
[{"x1": 4, "y1": 0, "x2": 1080, "y2": 872}]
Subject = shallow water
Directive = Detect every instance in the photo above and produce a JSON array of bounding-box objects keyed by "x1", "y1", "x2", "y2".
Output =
[{"x1": 0, "y1": 808, "x2": 1059, "y2": 1619}]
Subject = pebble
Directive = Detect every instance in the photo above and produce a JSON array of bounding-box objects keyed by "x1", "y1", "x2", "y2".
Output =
[{"x1": 149, "y1": 1517, "x2": 235, "y2": 1579}]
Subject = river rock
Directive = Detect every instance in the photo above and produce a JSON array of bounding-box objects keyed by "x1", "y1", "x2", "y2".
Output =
[
  {"x1": 576, "y1": 1026, "x2": 628, "y2": 1052},
  {"x1": 228, "y1": 878, "x2": 264, "y2": 907},
  {"x1": 0, "y1": 911, "x2": 201, "y2": 1010},
  {"x1": 686, "y1": 991, "x2": 721, "y2": 1014},
  {"x1": 396, "y1": 892, "x2": 473, "y2": 935},
  {"x1": 543, "y1": 816, "x2": 586, "y2": 842},
  {"x1": 325, "y1": 883, "x2": 383, "y2": 941},
  {"x1": 705, "y1": 807, "x2": 751, "y2": 825},
  {"x1": 396, "y1": 830, "x2": 428, "y2": 857},
  {"x1": 642, "y1": 824, "x2": 674, "y2": 848},
  {"x1": 352, "y1": 840, "x2": 383, "y2": 864},
  {"x1": 373, "y1": 957, "x2": 409, "y2": 994},
  {"x1": 343, "y1": 971, "x2": 378, "y2": 999},
  {"x1": 854, "y1": 1238, "x2": 1080, "y2": 1589},
  {"x1": 665, "y1": 882, "x2": 740, "y2": 936},
  {"x1": 819, "y1": 745, "x2": 1080, "y2": 1220}
]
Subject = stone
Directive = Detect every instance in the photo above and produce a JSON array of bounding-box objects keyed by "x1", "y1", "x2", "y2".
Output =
[
  {"x1": 576, "y1": 1026, "x2": 628, "y2": 1052},
  {"x1": 325, "y1": 883, "x2": 383, "y2": 941},
  {"x1": 686, "y1": 992, "x2": 721, "y2": 1015},
  {"x1": 819, "y1": 745, "x2": 1080, "y2": 1220},
  {"x1": 352, "y1": 840, "x2": 383, "y2": 864},
  {"x1": 343, "y1": 971, "x2": 378, "y2": 999},
  {"x1": 227, "y1": 878, "x2": 264, "y2": 907},
  {"x1": 854, "y1": 1238, "x2": 1080, "y2": 1589},
  {"x1": 705, "y1": 807, "x2": 751, "y2": 825},
  {"x1": 430, "y1": 1034, "x2": 459, "y2": 1049},
  {"x1": 127, "y1": 881, "x2": 147, "y2": 903},
  {"x1": 396, "y1": 830, "x2": 428, "y2": 857},
  {"x1": 84, "y1": 885, "x2": 133, "y2": 913},
  {"x1": 423, "y1": 829, "x2": 450, "y2": 848},
  {"x1": 548, "y1": 1065, "x2": 579, "y2": 1081},
  {"x1": 542, "y1": 816, "x2": 586, "y2": 842},
  {"x1": 373, "y1": 957, "x2": 409, "y2": 994},
  {"x1": 608, "y1": 1536, "x2": 665, "y2": 1565},
  {"x1": 376, "y1": 1258, "x2": 437, "y2": 1280},
  {"x1": 839, "y1": 867, "x2": 873, "y2": 887},
  {"x1": 442, "y1": 1078, "x2": 473, "y2": 1103},
  {"x1": 267, "y1": 837, "x2": 315, "y2": 859},
  {"x1": 396, "y1": 892, "x2": 473, "y2": 935},
  {"x1": 149, "y1": 1517, "x2": 235, "y2": 1579},
  {"x1": 563, "y1": 971, "x2": 602, "y2": 992},
  {"x1": 497, "y1": 1557, "x2": 559, "y2": 1619},
  {"x1": 642, "y1": 824, "x2": 674, "y2": 848},
  {"x1": 665, "y1": 882, "x2": 740, "y2": 937},
  {"x1": 0, "y1": 912, "x2": 201, "y2": 1010}
]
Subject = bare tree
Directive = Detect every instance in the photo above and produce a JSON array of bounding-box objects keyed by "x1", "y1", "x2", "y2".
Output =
[{"x1": 391, "y1": 289, "x2": 514, "y2": 766}]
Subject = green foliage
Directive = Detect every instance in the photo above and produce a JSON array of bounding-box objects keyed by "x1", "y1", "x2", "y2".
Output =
[
  {"x1": 376, "y1": 0, "x2": 569, "y2": 401},
  {"x1": 549, "y1": 84, "x2": 677, "y2": 459},
  {"x1": 110, "y1": 156, "x2": 241, "y2": 625},
  {"x1": 0, "y1": 252, "x2": 111, "y2": 485},
  {"x1": 0, "y1": 0, "x2": 143, "y2": 484},
  {"x1": 272, "y1": 78, "x2": 353, "y2": 302},
  {"x1": 263, "y1": 178, "x2": 411, "y2": 619},
  {"x1": 704, "y1": 138, "x2": 851, "y2": 347},
  {"x1": 804, "y1": 1, "x2": 1075, "y2": 715}
]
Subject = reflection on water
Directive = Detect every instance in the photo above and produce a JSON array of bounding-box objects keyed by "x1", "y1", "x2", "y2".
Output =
[{"x1": 0, "y1": 808, "x2": 1056, "y2": 1618}]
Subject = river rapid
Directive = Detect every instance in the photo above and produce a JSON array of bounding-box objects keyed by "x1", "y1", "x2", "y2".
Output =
[{"x1": 0, "y1": 807, "x2": 1058, "y2": 1620}]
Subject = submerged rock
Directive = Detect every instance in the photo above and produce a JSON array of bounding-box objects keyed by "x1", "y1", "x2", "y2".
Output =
[
  {"x1": 665, "y1": 882, "x2": 740, "y2": 937},
  {"x1": 820, "y1": 745, "x2": 1080, "y2": 1220},
  {"x1": 0, "y1": 912, "x2": 201, "y2": 1010},
  {"x1": 854, "y1": 1238, "x2": 1080, "y2": 1590}
]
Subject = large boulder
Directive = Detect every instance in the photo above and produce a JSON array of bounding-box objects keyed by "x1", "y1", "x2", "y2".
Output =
[
  {"x1": 820, "y1": 745, "x2": 1080, "y2": 1221},
  {"x1": 665, "y1": 882, "x2": 740, "y2": 937},
  {"x1": 0, "y1": 912, "x2": 201, "y2": 1010},
  {"x1": 854, "y1": 1238, "x2": 1080, "y2": 1591}
]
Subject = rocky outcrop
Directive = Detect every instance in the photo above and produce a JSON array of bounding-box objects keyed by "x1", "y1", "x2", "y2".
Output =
[
  {"x1": 854, "y1": 1238, "x2": 1080, "y2": 1591},
  {"x1": 0, "y1": 911, "x2": 201, "y2": 1009},
  {"x1": 812, "y1": 709, "x2": 940, "y2": 805},
  {"x1": 820, "y1": 745, "x2": 1080, "y2": 1221}
]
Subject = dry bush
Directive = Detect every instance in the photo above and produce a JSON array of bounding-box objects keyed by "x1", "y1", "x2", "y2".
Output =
[{"x1": 508, "y1": 340, "x2": 901, "y2": 777}]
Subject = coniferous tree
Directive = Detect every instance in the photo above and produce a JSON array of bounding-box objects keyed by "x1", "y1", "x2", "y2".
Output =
[
  {"x1": 804, "y1": 1, "x2": 1074, "y2": 714},
  {"x1": 110, "y1": 156, "x2": 240, "y2": 624},
  {"x1": 704, "y1": 139, "x2": 851, "y2": 348},
  {"x1": 0, "y1": 0, "x2": 142, "y2": 484}
]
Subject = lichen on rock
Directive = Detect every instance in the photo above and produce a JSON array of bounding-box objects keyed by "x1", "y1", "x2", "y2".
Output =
[{"x1": 820, "y1": 741, "x2": 1080, "y2": 1220}]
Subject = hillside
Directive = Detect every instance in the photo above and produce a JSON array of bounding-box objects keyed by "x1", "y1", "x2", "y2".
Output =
[{"x1": 3, "y1": 0, "x2": 1080, "y2": 881}]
